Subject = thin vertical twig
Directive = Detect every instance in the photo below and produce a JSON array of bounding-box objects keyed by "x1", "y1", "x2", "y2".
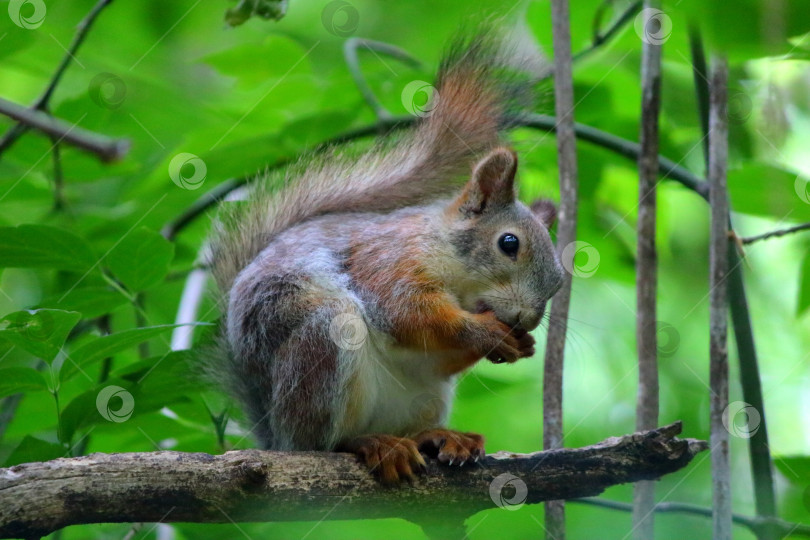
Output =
[
  {"x1": 633, "y1": 2, "x2": 662, "y2": 538},
  {"x1": 708, "y1": 55, "x2": 732, "y2": 540},
  {"x1": 689, "y1": 29, "x2": 779, "y2": 540},
  {"x1": 545, "y1": 0, "x2": 579, "y2": 538}
]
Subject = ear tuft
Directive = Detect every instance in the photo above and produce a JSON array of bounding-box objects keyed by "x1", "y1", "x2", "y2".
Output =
[
  {"x1": 530, "y1": 198, "x2": 557, "y2": 229},
  {"x1": 458, "y1": 148, "x2": 518, "y2": 215}
]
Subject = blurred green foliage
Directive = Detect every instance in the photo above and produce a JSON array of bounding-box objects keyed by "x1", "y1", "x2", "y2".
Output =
[{"x1": 0, "y1": 0, "x2": 809, "y2": 538}]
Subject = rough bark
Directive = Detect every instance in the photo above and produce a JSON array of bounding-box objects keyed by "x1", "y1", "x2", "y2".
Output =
[
  {"x1": 0, "y1": 422, "x2": 705, "y2": 539},
  {"x1": 633, "y1": 1, "x2": 663, "y2": 537},
  {"x1": 709, "y1": 55, "x2": 732, "y2": 540},
  {"x1": 546, "y1": 0, "x2": 579, "y2": 536}
]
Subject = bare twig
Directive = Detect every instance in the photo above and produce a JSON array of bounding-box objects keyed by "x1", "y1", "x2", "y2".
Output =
[
  {"x1": 709, "y1": 55, "x2": 732, "y2": 540},
  {"x1": 344, "y1": 38, "x2": 423, "y2": 122},
  {"x1": 0, "y1": 97, "x2": 129, "y2": 162},
  {"x1": 49, "y1": 133, "x2": 66, "y2": 211},
  {"x1": 0, "y1": 0, "x2": 115, "y2": 157},
  {"x1": 688, "y1": 25, "x2": 710, "y2": 162},
  {"x1": 740, "y1": 222, "x2": 810, "y2": 244},
  {"x1": 633, "y1": 2, "x2": 663, "y2": 537},
  {"x1": 574, "y1": 0, "x2": 643, "y2": 62},
  {"x1": 545, "y1": 1, "x2": 579, "y2": 538},
  {"x1": 0, "y1": 423, "x2": 705, "y2": 539},
  {"x1": 574, "y1": 499, "x2": 810, "y2": 538},
  {"x1": 689, "y1": 28, "x2": 779, "y2": 540},
  {"x1": 162, "y1": 113, "x2": 709, "y2": 240}
]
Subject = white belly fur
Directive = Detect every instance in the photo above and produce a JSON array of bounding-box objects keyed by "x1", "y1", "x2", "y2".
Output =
[{"x1": 336, "y1": 328, "x2": 455, "y2": 441}]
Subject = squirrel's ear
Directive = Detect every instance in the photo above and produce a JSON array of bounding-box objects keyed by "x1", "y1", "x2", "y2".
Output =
[
  {"x1": 530, "y1": 198, "x2": 557, "y2": 229},
  {"x1": 457, "y1": 148, "x2": 517, "y2": 215}
]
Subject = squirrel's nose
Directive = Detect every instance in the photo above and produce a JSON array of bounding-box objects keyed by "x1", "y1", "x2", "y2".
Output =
[{"x1": 516, "y1": 309, "x2": 541, "y2": 332}]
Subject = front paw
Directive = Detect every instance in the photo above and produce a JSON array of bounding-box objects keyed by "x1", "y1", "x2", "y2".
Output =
[
  {"x1": 414, "y1": 428, "x2": 485, "y2": 466},
  {"x1": 339, "y1": 434, "x2": 426, "y2": 485},
  {"x1": 488, "y1": 327, "x2": 535, "y2": 364},
  {"x1": 475, "y1": 312, "x2": 535, "y2": 363}
]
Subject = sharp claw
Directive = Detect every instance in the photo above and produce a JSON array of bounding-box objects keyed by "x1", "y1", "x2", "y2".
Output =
[
  {"x1": 448, "y1": 458, "x2": 454, "y2": 466},
  {"x1": 474, "y1": 455, "x2": 480, "y2": 463}
]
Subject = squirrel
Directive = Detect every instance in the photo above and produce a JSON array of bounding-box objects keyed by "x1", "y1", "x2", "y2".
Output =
[{"x1": 207, "y1": 26, "x2": 564, "y2": 484}]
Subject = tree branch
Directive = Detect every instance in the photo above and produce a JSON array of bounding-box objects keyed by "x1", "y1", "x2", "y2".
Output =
[
  {"x1": 573, "y1": 498, "x2": 810, "y2": 538},
  {"x1": 633, "y1": 1, "x2": 663, "y2": 536},
  {"x1": 0, "y1": 422, "x2": 705, "y2": 539},
  {"x1": 740, "y1": 222, "x2": 810, "y2": 244},
  {"x1": 0, "y1": 0, "x2": 115, "y2": 157},
  {"x1": 162, "y1": 114, "x2": 709, "y2": 240},
  {"x1": 343, "y1": 38, "x2": 423, "y2": 122},
  {"x1": 0, "y1": 97, "x2": 129, "y2": 163},
  {"x1": 708, "y1": 55, "x2": 732, "y2": 540},
  {"x1": 545, "y1": 0, "x2": 579, "y2": 536}
]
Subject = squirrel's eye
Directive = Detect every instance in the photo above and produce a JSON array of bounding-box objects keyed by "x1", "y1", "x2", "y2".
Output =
[{"x1": 498, "y1": 233, "x2": 520, "y2": 258}]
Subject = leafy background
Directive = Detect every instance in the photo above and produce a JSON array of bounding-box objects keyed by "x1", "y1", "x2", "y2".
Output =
[{"x1": 0, "y1": 0, "x2": 809, "y2": 538}]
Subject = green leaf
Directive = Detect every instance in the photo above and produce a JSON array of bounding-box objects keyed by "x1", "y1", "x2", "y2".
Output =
[
  {"x1": 0, "y1": 367, "x2": 48, "y2": 399},
  {"x1": 728, "y1": 164, "x2": 810, "y2": 222},
  {"x1": 0, "y1": 225, "x2": 97, "y2": 272},
  {"x1": 3, "y1": 435, "x2": 65, "y2": 467},
  {"x1": 39, "y1": 287, "x2": 129, "y2": 319},
  {"x1": 106, "y1": 228, "x2": 175, "y2": 292},
  {"x1": 775, "y1": 456, "x2": 810, "y2": 487},
  {"x1": 0, "y1": 310, "x2": 81, "y2": 362},
  {"x1": 60, "y1": 324, "x2": 201, "y2": 382},
  {"x1": 798, "y1": 253, "x2": 810, "y2": 317},
  {"x1": 203, "y1": 35, "x2": 308, "y2": 86},
  {"x1": 60, "y1": 351, "x2": 195, "y2": 442}
]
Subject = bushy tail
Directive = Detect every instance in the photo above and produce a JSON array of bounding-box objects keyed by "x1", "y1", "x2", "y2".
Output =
[{"x1": 210, "y1": 24, "x2": 547, "y2": 294}]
